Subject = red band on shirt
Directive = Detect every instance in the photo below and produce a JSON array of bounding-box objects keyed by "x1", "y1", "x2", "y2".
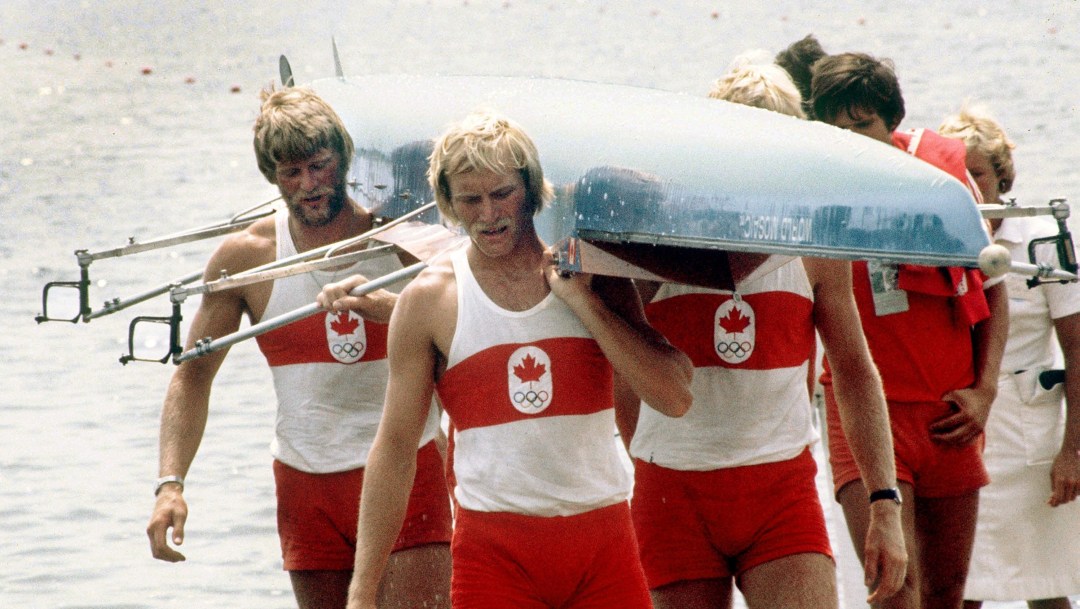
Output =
[
  {"x1": 438, "y1": 336, "x2": 613, "y2": 431},
  {"x1": 256, "y1": 313, "x2": 388, "y2": 366},
  {"x1": 645, "y1": 291, "x2": 814, "y2": 370}
]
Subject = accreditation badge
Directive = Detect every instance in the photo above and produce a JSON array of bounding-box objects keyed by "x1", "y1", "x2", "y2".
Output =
[{"x1": 867, "y1": 261, "x2": 909, "y2": 316}]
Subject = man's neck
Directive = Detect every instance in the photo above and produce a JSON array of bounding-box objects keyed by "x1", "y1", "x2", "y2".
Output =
[
  {"x1": 469, "y1": 227, "x2": 544, "y2": 272},
  {"x1": 466, "y1": 231, "x2": 549, "y2": 311}
]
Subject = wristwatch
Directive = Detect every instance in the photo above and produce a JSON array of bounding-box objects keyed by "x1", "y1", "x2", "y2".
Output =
[
  {"x1": 154, "y1": 475, "x2": 185, "y2": 496},
  {"x1": 869, "y1": 487, "x2": 902, "y2": 506}
]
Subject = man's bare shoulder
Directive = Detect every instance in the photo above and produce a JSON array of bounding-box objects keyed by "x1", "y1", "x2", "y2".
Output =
[
  {"x1": 204, "y1": 216, "x2": 277, "y2": 280},
  {"x1": 391, "y1": 256, "x2": 457, "y2": 357},
  {"x1": 802, "y1": 256, "x2": 851, "y2": 293},
  {"x1": 398, "y1": 256, "x2": 455, "y2": 312}
]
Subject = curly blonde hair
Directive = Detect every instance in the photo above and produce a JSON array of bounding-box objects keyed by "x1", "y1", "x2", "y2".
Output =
[
  {"x1": 939, "y1": 105, "x2": 1016, "y2": 194},
  {"x1": 708, "y1": 63, "x2": 806, "y2": 119}
]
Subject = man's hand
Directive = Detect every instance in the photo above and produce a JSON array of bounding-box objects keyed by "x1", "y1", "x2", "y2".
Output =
[
  {"x1": 1049, "y1": 445, "x2": 1080, "y2": 506},
  {"x1": 146, "y1": 486, "x2": 188, "y2": 562},
  {"x1": 862, "y1": 501, "x2": 907, "y2": 604},
  {"x1": 540, "y1": 247, "x2": 600, "y2": 304},
  {"x1": 317, "y1": 273, "x2": 396, "y2": 323},
  {"x1": 930, "y1": 385, "x2": 994, "y2": 445},
  {"x1": 317, "y1": 273, "x2": 371, "y2": 312},
  {"x1": 543, "y1": 253, "x2": 594, "y2": 307}
]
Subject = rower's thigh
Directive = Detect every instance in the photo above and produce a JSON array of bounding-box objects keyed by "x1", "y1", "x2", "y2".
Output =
[
  {"x1": 382, "y1": 542, "x2": 452, "y2": 609},
  {"x1": 738, "y1": 552, "x2": 837, "y2": 609},
  {"x1": 915, "y1": 492, "x2": 979, "y2": 609}
]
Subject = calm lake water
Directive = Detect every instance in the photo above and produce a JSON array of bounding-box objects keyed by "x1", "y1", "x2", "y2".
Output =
[{"x1": 2, "y1": 1, "x2": 1078, "y2": 607}]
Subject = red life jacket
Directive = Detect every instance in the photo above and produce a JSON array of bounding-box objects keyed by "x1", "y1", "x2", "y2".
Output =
[{"x1": 892, "y1": 128, "x2": 990, "y2": 326}]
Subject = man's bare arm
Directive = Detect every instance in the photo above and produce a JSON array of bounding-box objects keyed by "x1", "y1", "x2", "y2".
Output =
[
  {"x1": 546, "y1": 266, "x2": 692, "y2": 417},
  {"x1": 347, "y1": 276, "x2": 444, "y2": 609},
  {"x1": 804, "y1": 257, "x2": 906, "y2": 603},
  {"x1": 935, "y1": 281, "x2": 1009, "y2": 444},
  {"x1": 147, "y1": 238, "x2": 254, "y2": 562},
  {"x1": 612, "y1": 279, "x2": 663, "y2": 449},
  {"x1": 1050, "y1": 312, "x2": 1080, "y2": 506}
]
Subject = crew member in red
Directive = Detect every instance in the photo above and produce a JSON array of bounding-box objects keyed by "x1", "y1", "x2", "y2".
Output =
[{"x1": 810, "y1": 52, "x2": 1009, "y2": 609}]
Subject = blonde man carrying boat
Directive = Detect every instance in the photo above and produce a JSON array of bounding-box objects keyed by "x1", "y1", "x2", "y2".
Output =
[
  {"x1": 146, "y1": 86, "x2": 452, "y2": 609},
  {"x1": 339, "y1": 110, "x2": 693, "y2": 609}
]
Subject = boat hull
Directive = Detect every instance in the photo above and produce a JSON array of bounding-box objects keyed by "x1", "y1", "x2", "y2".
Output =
[{"x1": 309, "y1": 74, "x2": 988, "y2": 275}]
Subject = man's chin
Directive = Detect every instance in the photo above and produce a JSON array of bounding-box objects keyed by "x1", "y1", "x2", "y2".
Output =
[
  {"x1": 290, "y1": 198, "x2": 345, "y2": 227},
  {"x1": 287, "y1": 206, "x2": 329, "y2": 227}
]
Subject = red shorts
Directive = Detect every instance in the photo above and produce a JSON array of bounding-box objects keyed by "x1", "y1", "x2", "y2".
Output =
[
  {"x1": 631, "y1": 448, "x2": 832, "y2": 588},
  {"x1": 273, "y1": 440, "x2": 453, "y2": 571},
  {"x1": 451, "y1": 502, "x2": 651, "y2": 609},
  {"x1": 823, "y1": 384, "x2": 989, "y2": 499}
]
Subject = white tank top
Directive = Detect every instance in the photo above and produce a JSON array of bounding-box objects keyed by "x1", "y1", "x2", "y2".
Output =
[
  {"x1": 630, "y1": 259, "x2": 819, "y2": 469},
  {"x1": 256, "y1": 209, "x2": 439, "y2": 473},
  {"x1": 436, "y1": 248, "x2": 630, "y2": 516}
]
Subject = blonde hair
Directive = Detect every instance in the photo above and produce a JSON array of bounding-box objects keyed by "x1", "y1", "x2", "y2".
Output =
[
  {"x1": 939, "y1": 105, "x2": 1016, "y2": 194},
  {"x1": 252, "y1": 85, "x2": 354, "y2": 185},
  {"x1": 708, "y1": 63, "x2": 806, "y2": 119},
  {"x1": 428, "y1": 111, "x2": 554, "y2": 224}
]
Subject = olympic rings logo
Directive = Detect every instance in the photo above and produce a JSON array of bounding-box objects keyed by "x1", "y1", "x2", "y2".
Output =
[
  {"x1": 331, "y1": 341, "x2": 366, "y2": 359},
  {"x1": 513, "y1": 389, "x2": 550, "y2": 411},
  {"x1": 715, "y1": 341, "x2": 752, "y2": 357}
]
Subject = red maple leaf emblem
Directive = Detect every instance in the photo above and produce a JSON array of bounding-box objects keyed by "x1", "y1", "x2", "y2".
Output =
[
  {"x1": 330, "y1": 311, "x2": 360, "y2": 336},
  {"x1": 512, "y1": 353, "x2": 546, "y2": 383},
  {"x1": 718, "y1": 306, "x2": 751, "y2": 334}
]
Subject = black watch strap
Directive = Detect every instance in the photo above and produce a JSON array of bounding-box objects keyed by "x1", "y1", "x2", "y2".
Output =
[{"x1": 869, "y1": 487, "x2": 902, "y2": 506}]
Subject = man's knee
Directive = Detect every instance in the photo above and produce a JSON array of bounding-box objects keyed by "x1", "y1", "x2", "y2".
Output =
[{"x1": 921, "y1": 569, "x2": 968, "y2": 607}]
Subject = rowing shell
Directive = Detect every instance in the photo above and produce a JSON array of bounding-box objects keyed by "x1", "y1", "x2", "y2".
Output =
[{"x1": 309, "y1": 74, "x2": 989, "y2": 285}]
